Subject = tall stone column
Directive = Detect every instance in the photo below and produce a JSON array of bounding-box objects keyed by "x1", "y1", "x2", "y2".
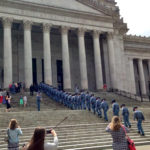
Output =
[
  {"x1": 23, "y1": 20, "x2": 33, "y2": 88},
  {"x1": 138, "y1": 59, "x2": 147, "y2": 95},
  {"x1": 129, "y1": 58, "x2": 136, "y2": 94},
  {"x1": 107, "y1": 32, "x2": 116, "y2": 89},
  {"x1": 61, "y1": 26, "x2": 71, "y2": 90},
  {"x1": 43, "y1": 23, "x2": 52, "y2": 85},
  {"x1": 78, "y1": 28, "x2": 88, "y2": 90},
  {"x1": 3, "y1": 17, "x2": 13, "y2": 88},
  {"x1": 148, "y1": 60, "x2": 150, "y2": 77},
  {"x1": 93, "y1": 30, "x2": 103, "y2": 90}
]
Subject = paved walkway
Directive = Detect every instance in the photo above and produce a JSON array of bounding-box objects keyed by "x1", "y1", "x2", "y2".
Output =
[
  {"x1": 137, "y1": 145, "x2": 150, "y2": 150},
  {"x1": 107, "y1": 145, "x2": 150, "y2": 150}
]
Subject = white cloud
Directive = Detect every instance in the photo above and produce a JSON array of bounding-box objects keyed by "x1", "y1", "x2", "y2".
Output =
[{"x1": 115, "y1": 0, "x2": 150, "y2": 37}]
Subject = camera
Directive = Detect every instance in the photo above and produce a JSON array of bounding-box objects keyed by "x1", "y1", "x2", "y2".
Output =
[{"x1": 46, "y1": 129, "x2": 52, "y2": 134}]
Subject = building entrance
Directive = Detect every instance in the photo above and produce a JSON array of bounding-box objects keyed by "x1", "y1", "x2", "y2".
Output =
[
  {"x1": 56, "y1": 60, "x2": 63, "y2": 90},
  {"x1": 32, "y1": 58, "x2": 37, "y2": 85}
]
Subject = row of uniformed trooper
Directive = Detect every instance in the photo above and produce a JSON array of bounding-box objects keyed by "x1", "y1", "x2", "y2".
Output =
[
  {"x1": 39, "y1": 83, "x2": 145, "y2": 136},
  {"x1": 39, "y1": 83, "x2": 109, "y2": 121}
]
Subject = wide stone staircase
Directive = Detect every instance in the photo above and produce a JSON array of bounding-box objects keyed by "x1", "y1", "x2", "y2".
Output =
[{"x1": 0, "y1": 92, "x2": 150, "y2": 150}]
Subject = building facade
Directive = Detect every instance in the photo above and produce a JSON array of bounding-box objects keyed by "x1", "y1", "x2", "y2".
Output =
[{"x1": 0, "y1": 0, "x2": 150, "y2": 96}]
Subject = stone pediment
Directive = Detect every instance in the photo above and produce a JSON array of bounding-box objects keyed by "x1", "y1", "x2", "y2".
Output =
[{"x1": 8, "y1": 0, "x2": 110, "y2": 17}]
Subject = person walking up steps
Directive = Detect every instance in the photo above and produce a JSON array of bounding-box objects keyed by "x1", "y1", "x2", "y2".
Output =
[
  {"x1": 106, "y1": 116, "x2": 129, "y2": 150},
  {"x1": 133, "y1": 106, "x2": 145, "y2": 136},
  {"x1": 101, "y1": 99, "x2": 109, "y2": 121},
  {"x1": 121, "y1": 104, "x2": 131, "y2": 128},
  {"x1": 112, "y1": 99, "x2": 120, "y2": 116}
]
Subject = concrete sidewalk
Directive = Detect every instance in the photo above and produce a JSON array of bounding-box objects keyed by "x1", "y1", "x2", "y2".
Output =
[
  {"x1": 136, "y1": 145, "x2": 150, "y2": 150},
  {"x1": 107, "y1": 145, "x2": 150, "y2": 150}
]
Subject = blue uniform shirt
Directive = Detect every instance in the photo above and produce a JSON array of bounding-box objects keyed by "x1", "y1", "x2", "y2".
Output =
[{"x1": 134, "y1": 110, "x2": 145, "y2": 121}]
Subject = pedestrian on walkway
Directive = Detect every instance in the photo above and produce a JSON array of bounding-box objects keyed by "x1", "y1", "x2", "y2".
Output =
[
  {"x1": 36, "y1": 92, "x2": 42, "y2": 111},
  {"x1": 133, "y1": 106, "x2": 145, "y2": 136}
]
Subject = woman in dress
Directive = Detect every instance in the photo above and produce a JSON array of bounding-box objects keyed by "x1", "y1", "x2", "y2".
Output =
[
  {"x1": 106, "y1": 116, "x2": 129, "y2": 150},
  {"x1": 7, "y1": 119, "x2": 22, "y2": 150},
  {"x1": 5, "y1": 92, "x2": 11, "y2": 112}
]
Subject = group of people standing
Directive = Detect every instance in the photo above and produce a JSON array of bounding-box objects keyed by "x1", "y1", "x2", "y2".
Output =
[{"x1": 9, "y1": 82, "x2": 25, "y2": 94}]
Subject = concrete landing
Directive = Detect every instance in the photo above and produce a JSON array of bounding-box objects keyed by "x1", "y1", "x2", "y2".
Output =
[{"x1": 137, "y1": 145, "x2": 150, "y2": 150}]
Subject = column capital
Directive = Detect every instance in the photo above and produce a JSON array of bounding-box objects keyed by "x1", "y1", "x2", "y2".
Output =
[
  {"x1": 61, "y1": 26, "x2": 69, "y2": 34},
  {"x1": 2, "y1": 17, "x2": 13, "y2": 28},
  {"x1": 23, "y1": 20, "x2": 33, "y2": 30},
  {"x1": 78, "y1": 28, "x2": 87, "y2": 37},
  {"x1": 93, "y1": 30, "x2": 101, "y2": 38},
  {"x1": 107, "y1": 32, "x2": 114, "y2": 39},
  {"x1": 128, "y1": 57, "x2": 134, "y2": 61},
  {"x1": 43, "y1": 23, "x2": 52, "y2": 32},
  {"x1": 138, "y1": 58, "x2": 143, "y2": 62}
]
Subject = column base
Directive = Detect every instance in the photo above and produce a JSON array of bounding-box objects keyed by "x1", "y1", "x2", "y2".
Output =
[{"x1": 64, "y1": 89, "x2": 73, "y2": 92}]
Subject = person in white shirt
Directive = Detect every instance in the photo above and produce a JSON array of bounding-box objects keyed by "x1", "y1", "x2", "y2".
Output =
[
  {"x1": 23, "y1": 127, "x2": 58, "y2": 150},
  {"x1": 23, "y1": 96, "x2": 27, "y2": 107}
]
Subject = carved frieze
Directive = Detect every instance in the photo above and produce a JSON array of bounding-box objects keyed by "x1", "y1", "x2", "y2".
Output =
[{"x1": 124, "y1": 35, "x2": 150, "y2": 44}]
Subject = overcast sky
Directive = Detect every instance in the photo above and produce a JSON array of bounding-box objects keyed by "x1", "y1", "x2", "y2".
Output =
[{"x1": 115, "y1": 0, "x2": 150, "y2": 37}]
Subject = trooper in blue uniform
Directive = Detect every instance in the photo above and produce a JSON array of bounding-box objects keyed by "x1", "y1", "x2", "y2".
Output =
[
  {"x1": 112, "y1": 99, "x2": 120, "y2": 116},
  {"x1": 90, "y1": 94, "x2": 96, "y2": 114},
  {"x1": 80, "y1": 91, "x2": 86, "y2": 110},
  {"x1": 133, "y1": 106, "x2": 145, "y2": 136},
  {"x1": 77, "y1": 94, "x2": 81, "y2": 110},
  {"x1": 85, "y1": 92, "x2": 91, "y2": 111},
  {"x1": 101, "y1": 99, "x2": 109, "y2": 121},
  {"x1": 121, "y1": 104, "x2": 131, "y2": 128},
  {"x1": 74, "y1": 94, "x2": 78, "y2": 110},
  {"x1": 96, "y1": 97, "x2": 102, "y2": 118}
]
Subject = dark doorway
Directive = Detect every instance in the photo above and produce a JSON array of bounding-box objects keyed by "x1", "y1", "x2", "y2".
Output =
[
  {"x1": 133, "y1": 59, "x2": 141, "y2": 96},
  {"x1": 42, "y1": 59, "x2": 44, "y2": 82},
  {"x1": 32, "y1": 58, "x2": 37, "y2": 84},
  {"x1": 100, "y1": 35, "x2": 106, "y2": 84},
  {"x1": 56, "y1": 60, "x2": 63, "y2": 90}
]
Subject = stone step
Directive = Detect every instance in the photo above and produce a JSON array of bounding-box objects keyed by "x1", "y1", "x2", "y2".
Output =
[
  {"x1": 0, "y1": 122, "x2": 150, "y2": 149},
  {"x1": 1, "y1": 123, "x2": 150, "y2": 136}
]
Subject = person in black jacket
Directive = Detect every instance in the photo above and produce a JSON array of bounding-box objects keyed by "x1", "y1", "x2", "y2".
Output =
[{"x1": 30, "y1": 84, "x2": 34, "y2": 96}]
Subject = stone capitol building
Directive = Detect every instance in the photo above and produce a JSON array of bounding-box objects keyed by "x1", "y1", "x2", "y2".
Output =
[{"x1": 0, "y1": 0, "x2": 150, "y2": 97}]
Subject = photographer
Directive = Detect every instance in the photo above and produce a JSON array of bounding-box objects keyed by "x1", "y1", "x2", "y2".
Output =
[
  {"x1": 7, "y1": 119, "x2": 22, "y2": 150},
  {"x1": 23, "y1": 127, "x2": 58, "y2": 150}
]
